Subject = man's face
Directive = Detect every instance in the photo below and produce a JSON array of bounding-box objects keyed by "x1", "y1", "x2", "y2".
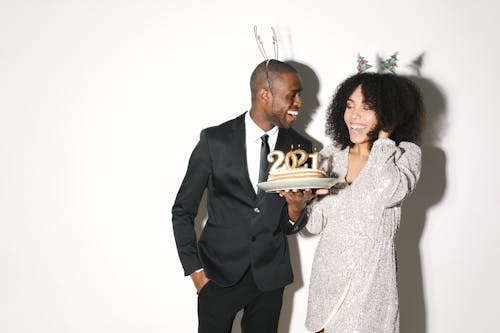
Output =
[{"x1": 266, "y1": 72, "x2": 303, "y2": 128}]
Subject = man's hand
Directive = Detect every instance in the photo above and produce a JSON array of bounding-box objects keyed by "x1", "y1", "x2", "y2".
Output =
[
  {"x1": 277, "y1": 189, "x2": 315, "y2": 221},
  {"x1": 190, "y1": 270, "x2": 210, "y2": 293}
]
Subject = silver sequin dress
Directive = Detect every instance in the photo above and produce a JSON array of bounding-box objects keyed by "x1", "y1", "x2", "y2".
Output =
[{"x1": 305, "y1": 138, "x2": 421, "y2": 333}]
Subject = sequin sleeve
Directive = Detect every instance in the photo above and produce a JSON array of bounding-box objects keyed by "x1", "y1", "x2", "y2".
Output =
[{"x1": 366, "y1": 138, "x2": 421, "y2": 208}]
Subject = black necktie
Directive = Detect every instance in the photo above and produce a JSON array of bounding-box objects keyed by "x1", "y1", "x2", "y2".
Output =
[{"x1": 258, "y1": 134, "x2": 270, "y2": 184}]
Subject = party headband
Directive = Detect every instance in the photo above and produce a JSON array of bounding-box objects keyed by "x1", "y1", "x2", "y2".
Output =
[
  {"x1": 254, "y1": 26, "x2": 279, "y2": 62},
  {"x1": 357, "y1": 52, "x2": 399, "y2": 74}
]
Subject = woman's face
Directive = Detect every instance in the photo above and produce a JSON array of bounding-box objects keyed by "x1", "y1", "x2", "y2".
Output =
[{"x1": 344, "y1": 85, "x2": 378, "y2": 145}]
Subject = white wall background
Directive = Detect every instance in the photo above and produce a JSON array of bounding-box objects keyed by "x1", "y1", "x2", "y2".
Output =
[{"x1": 1, "y1": 0, "x2": 499, "y2": 332}]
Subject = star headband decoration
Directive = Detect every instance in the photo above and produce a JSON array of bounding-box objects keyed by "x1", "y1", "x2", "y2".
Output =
[{"x1": 357, "y1": 52, "x2": 399, "y2": 74}]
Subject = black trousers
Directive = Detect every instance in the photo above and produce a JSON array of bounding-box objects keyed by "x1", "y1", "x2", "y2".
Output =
[{"x1": 197, "y1": 269, "x2": 284, "y2": 333}]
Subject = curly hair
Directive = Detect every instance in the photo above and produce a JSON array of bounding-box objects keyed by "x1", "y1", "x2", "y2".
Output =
[{"x1": 326, "y1": 73, "x2": 425, "y2": 149}]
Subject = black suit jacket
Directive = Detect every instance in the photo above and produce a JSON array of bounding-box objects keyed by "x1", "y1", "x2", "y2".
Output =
[{"x1": 172, "y1": 113, "x2": 312, "y2": 291}]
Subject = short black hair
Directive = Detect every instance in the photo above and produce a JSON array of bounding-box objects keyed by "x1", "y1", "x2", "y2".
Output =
[
  {"x1": 326, "y1": 73, "x2": 425, "y2": 149},
  {"x1": 250, "y1": 60, "x2": 298, "y2": 101}
]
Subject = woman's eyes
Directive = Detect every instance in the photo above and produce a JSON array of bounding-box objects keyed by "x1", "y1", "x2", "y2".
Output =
[
  {"x1": 363, "y1": 103, "x2": 375, "y2": 111},
  {"x1": 346, "y1": 103, "x2": 373, "y2": 111}
]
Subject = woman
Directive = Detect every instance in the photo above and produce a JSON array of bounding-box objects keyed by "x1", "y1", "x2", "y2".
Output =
[{"x1": 305, "y1": 73, "x2": 425, "y2": 333}]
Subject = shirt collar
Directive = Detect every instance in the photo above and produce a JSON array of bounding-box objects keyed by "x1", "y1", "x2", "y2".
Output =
[{"x1": 245, "y1": 111, "x2": 279, "y2": 142}]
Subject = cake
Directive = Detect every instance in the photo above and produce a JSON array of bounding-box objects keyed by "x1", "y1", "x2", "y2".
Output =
[
  {"x1": 267, "y1": 167, "x2": 326, "y2": 181},
  {"x1": 266, "y1": 149, "x2": 326, "y2": 182}
]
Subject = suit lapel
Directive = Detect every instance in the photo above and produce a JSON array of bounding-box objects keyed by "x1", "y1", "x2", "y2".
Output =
[{"x1": 229, "y1": 114, "x2": 257, "y2": 198}]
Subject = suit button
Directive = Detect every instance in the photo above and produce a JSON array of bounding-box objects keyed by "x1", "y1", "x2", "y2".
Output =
[
  {"x1": 251, "y1": 236, "x2": 256, "y2": 242},
  {"x1": 253, "y1": 208, "x2": 260, "y2": 213}
]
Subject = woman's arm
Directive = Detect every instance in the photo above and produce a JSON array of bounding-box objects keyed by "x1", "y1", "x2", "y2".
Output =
[{"x1": 366, "y1": 138, "x2": 422, "y2": 207}]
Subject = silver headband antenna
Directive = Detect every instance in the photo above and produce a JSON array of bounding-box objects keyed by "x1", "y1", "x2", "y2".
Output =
[
  {"x1": 271, "y1": 27, "x2": 278, "y2": 60},
  {"x1": 254, "y1": 26, "x2": 269, "y2": 61},
  {"x1": 254, "y1": 25, "x2": 279, "y2": 61}
]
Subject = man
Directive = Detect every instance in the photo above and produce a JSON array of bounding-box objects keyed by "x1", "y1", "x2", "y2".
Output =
[{"x1": 172, "y1": 59, "x2": 313, "y2": 332}]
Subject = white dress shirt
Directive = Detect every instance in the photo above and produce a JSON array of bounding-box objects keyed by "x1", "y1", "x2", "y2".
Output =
[{"x1": 245, "y1": 111, "x2": 279, "y2": 193}]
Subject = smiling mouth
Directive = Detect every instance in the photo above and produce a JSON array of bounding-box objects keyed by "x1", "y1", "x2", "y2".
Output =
[
  {"x1": 350, "y1": 125, "x2": 367, "y2": 132},
  {"x1": 287, "y1": 110, "x2": 299, "y2": 116}
]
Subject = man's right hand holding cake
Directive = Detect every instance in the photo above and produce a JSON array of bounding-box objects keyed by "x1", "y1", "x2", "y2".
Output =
[
  {"x1": 262, "y1": 148, "x2": 333, "y2": 221},
  {"x1": 277, "y1": 189, "x2": 315, "y2": 222}
]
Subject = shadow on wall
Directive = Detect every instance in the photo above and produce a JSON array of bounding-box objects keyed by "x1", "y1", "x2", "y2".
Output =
[
  {"x1": 396, "y1": 58, "x2": 448, "y2": 333},
  {"x1": 286, "y1": 60, "x2": 324, "y2": 152}
]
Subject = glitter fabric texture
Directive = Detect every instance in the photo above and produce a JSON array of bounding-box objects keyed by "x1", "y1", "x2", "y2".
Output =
[{"x1": 305, "y1": 138, "x2": 421, "y2": 333}]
